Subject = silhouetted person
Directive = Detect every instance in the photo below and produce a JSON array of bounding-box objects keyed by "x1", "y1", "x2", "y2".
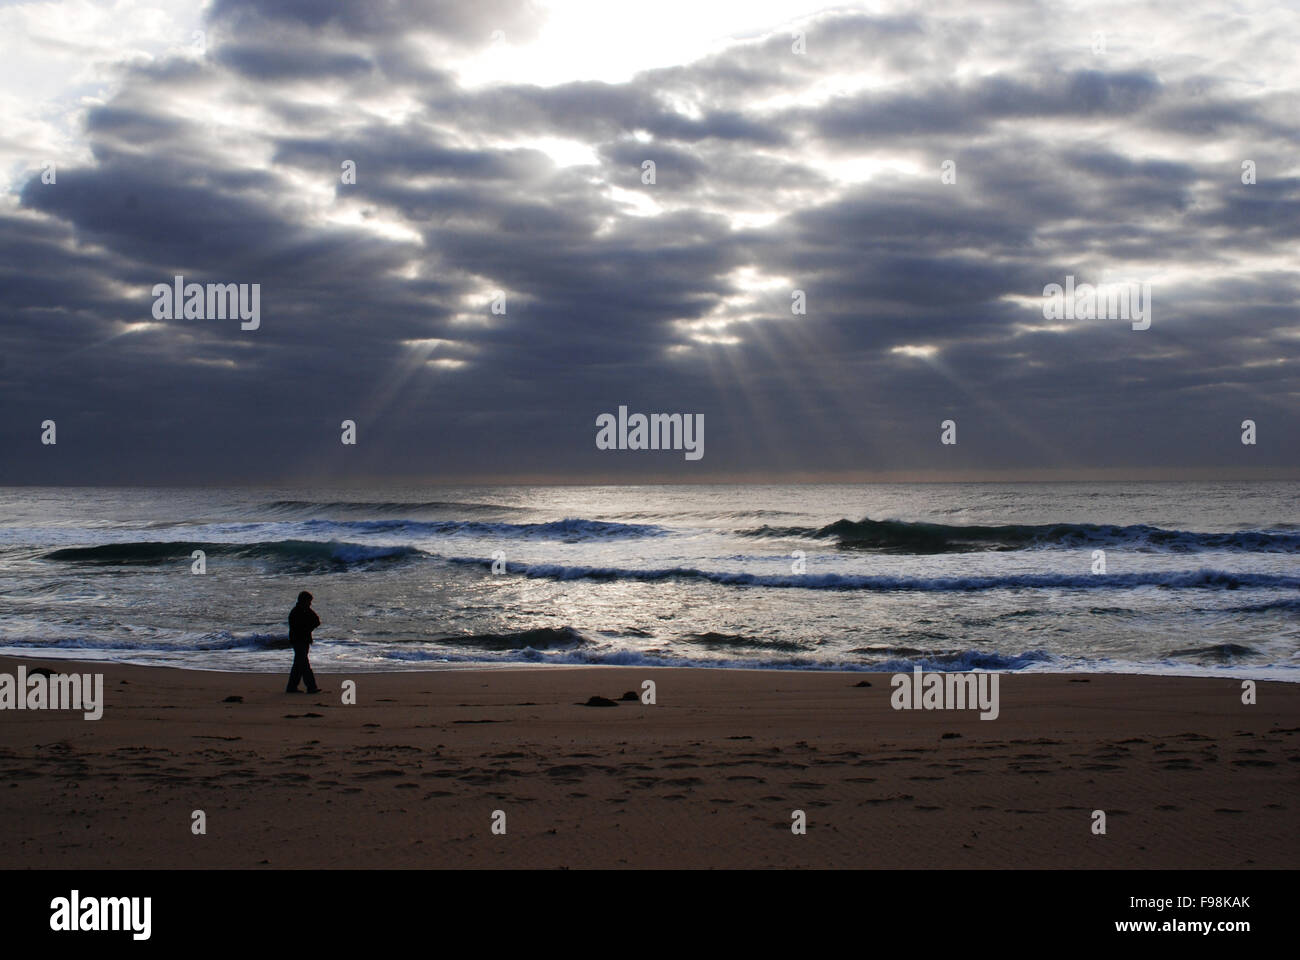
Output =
[{"x1": 286, "y1": 590, "x2": 322, "y2": 694}]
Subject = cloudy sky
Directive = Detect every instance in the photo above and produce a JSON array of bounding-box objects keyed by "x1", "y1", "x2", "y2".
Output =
[{"x1": 1, "y1": 0, "x2": 1296, "y2": 484}]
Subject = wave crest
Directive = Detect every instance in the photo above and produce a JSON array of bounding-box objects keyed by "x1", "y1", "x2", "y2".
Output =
[
  {"x1": 44, "y1": 540, "x2": 424, "y2": 571},
  {"x1": 741, "y1": 517, "x2": 1300, "y2": 553},
  {"x1": 450, "y1": 557, "x2": 1300, "y2": 592}
]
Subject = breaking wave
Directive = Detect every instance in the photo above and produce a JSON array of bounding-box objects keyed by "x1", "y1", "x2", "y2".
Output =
[
  {"x1": 1167, "y1": 642, "x2": 1259, "y2": 661},
  {"x1": 450, "y1": 557, "x2": 1300, "y2": 592},
  {"x1": 43, "y1": 540, "x2": 425, "y2": 571},
  {"x1": 741, "y1": 517, "x2": 1300, "y2": 553},
  {"x1": 0, "y1": 631, "x2": 291, "y2": 652},
  {"x1": 427, "y1": 626, "x2": 588, "y2": 650}
]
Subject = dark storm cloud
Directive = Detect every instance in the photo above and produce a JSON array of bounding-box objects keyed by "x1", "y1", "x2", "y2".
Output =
[
  {"x1": 208, "y1": 0, "x2": 545, "y2": 44},
  {"x1": 84, "y1": 106, "x2": 190, "y2": 144},
  {"x1": 808, "y1": 70, "x2": 1161, "y2": 140},
  {"x1": 273, "y1": 130, "x2": 543, "y2": 182},
  {"x1": 216, "y1": 42, "x2": 377, "y2": 81},
  {"x1": 0, "y1": 1, "x2": 1296, "y2": 483}
]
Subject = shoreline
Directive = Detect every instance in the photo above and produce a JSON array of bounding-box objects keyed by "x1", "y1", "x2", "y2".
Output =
[
  {"x1": 1, "y1": 655, "x2": 1296, "y2": 869},
  {"x1": 2, "y1": 649, "x2": 1295, "y2": 682}
]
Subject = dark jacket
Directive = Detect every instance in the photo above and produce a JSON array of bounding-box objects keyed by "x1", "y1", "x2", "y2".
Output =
[{"x1": 289, "y1": 604, "x2": 320, "y2": 647}]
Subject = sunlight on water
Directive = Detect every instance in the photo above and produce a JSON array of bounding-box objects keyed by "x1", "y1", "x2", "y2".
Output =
[{"x1": 0, "y1": 482, "x2": 1295, "y2": 678}]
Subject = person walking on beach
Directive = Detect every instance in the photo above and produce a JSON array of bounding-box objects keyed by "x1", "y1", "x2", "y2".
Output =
[{"x1": 286, "y1": 590, "x2": 323, "y2": 694}]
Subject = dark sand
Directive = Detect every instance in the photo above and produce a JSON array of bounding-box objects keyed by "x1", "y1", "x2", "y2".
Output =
[{"x1": 0, "y1": 656, "x2": 1295, "y2": 868}]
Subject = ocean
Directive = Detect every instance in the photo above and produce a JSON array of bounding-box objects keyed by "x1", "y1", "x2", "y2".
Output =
[{"x1": 0, "y1": 482, "x2": 1295, "y2": 678}]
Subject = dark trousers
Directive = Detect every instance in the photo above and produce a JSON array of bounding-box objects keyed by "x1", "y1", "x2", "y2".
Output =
[{"x1": 287, "y1": 644, "x2": 317, "y2": 692}]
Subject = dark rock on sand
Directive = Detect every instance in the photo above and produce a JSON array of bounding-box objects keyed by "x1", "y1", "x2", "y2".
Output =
[
  {"x1": 583, "y1": 696, "x2": 618, "y2": 707},
  {"x1": 619, "y1": 691, "x2": 639, "y2": 701}
]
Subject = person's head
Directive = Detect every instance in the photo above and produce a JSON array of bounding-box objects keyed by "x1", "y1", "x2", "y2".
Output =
[{"x1": 297, "y1": 590, "x2": 313, "y2": 606}]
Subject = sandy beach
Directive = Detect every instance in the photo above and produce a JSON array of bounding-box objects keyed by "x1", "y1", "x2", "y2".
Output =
[{"x1": 0, "y1": 655, "x2": 1294, "y2": 869}]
